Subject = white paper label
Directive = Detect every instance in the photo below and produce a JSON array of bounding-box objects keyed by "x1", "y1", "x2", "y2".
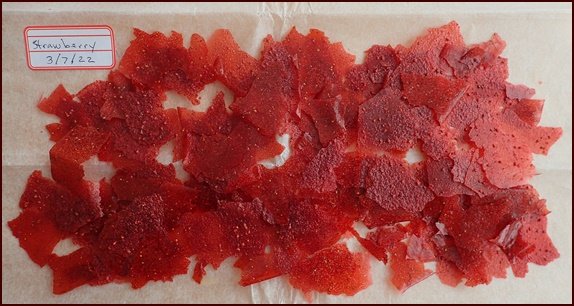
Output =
[{"x1": 25, "y1": 25, "x2": 116, "y2": 70}]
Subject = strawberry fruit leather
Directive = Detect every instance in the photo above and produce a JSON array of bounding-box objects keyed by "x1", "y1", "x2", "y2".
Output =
[{"x1": 9, "y1": 21, "x2": 561, "y2": 297}]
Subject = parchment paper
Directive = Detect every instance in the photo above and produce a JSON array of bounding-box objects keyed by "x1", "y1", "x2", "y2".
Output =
[{"x1": 2, "y1": 2, "x2": 572, "y2": 304}]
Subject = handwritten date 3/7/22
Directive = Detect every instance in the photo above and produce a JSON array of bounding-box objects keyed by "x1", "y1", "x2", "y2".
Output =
[
  {"x1": 45, "y1": 53, "x2": 96, "y2": 66},
  {"x1": 25, "y1": 26, "x2": 115, "y2": 70}
]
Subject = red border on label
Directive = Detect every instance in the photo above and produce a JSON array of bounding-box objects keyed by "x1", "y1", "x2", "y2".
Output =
[{"x1": 24, "y1": 25, "x2": 116, "y2": 71}]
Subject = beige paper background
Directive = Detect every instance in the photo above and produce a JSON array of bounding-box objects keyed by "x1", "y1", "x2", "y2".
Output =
[{"x1": 2, "y1": 2, "x2": 572, "y2": 304}]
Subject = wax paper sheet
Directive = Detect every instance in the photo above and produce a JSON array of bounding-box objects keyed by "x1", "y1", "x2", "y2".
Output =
[{"x1": 2, "y1": 2, "x2": 572, "y2": 304}]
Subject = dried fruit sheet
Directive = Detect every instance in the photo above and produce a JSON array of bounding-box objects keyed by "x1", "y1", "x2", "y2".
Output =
[{"x1": 2, "y1": 2, "x2": 572, "y2": 304}]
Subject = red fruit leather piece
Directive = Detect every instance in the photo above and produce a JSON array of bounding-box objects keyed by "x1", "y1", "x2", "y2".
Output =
[
  {"x1": 463, "y1": 33, "x2": 507, "y2": 73},
  {"x1": 99, "y1": 178, "x2": 119, "y2": 215},
  {"x1": 280, "y1": 199, "x2": 352, "y2": 255},
  {"x1": 49, "y1": 125, "x2": 109, "y2": 192},
  {"x1": 439, "y1": 195, "x2": 514, "y2": 286},
  {"x1": 94, "y1": 76, "x2": 175, "y2": 167},
  {"x1": 192, "y1": 260, "x2": 207, "y2": 284},
  {"x1": 402, "y1": 73, "x2": 468, "y2": 122},
  {"x1": 16, "y1": 171, "x2": 101, "y2": 234},
  {"x1": 361, "y1": 203, "x2": 420, "y2": 229},
  {"x1": 334, "y1": 151, "x2": 367, "y2": 190},
  {"x1": 96, "y1": 194, "x2": 188, "y2": 287},
  {"x1": 287, "y1": 115, "x2": 323, "y2": 168},
  {"x1": 389, "y1": 21, "x2": 465, "y2": 89},
  {"x1": 300, "y1": 97, "x2": 347, "y2": 146},
  {"x1": 174, "y1": 211, "x2": 231, "y2": 270},
  {"x1": 469, "y1": 115, "x2": 534, "y2": 189},
  {"x1": 188, "y1": 33, "x2": 216, "y2": 103},
  {"x1": 8, "y1": 207, "x2": 64, "y2": 267},
  {"x1": 44, "y1": 123, "x2": 69, "y2": 142},
  {"x1": 234, "y1": 252, "x2": 283, "y2": 286},
  {"x1": 282, "y1": 28, "x2": 354, "y2": 102},
  {"x1": 231, "y1": 39, "x2": 297, "y2": 136},
  {"x1": 207, "y1": 29, "x2": 259, "y2": 96},
  {"x1": 91, "y1": 71, "x2": 159, "y2": 118},
  {"x1": 336, "y1": 155, "x2": 423, "y2": 228},
  {"x1": 115, "y1": 90, "x2": 172, "y2": 148},
  {"x1": 441, "y1": 32, "x2": 506, "y2": 78},
  {"x1": 288, "y1": 244, "x2": 371, "y2": 296},
  {"x1": 451, "y1": 147, "x2": 499, "y2": 197},
  {"x1": 300, "y1": 138, "x2": 345, "y2": 193},
  {"x1": 436, "y1": 258, "x2": 464, "y2": 287},
  {"x1": 38, "y1": 85, "x2": 90, "y2": 141},
  {"x1": 352, "y1": 224, "x2": 405, "y2": 263},
  {"x1": 157, "y1": 183, "x2": 196, "y2": 230},
  {"x1": 461, "y1": 245, "x2": 511, "y2": 287},
  {"x1": 410, "y1": 107, "x2": 455, "y2": 160},
  {"x1": 505, "y1": 83, "x2": 535, "y2": 100},
  {"x1": 178, "y1": 92, "x2": 231, "y2": 136},
  {"x1": 389, "y1": 243, "x2": 432, "y2": 293},
  {"x1": 358, "y1": 88, "x2": 417, "y2": 153},
  {"x1": 365, "y1": 155, "x2": 434, "y2": 212},
  {"x1": 406, "y1": 234, "x2": 436, "y2": 263},
  {"x1": 501, "y1": 108, "x2": 562, "y2": 156},
  {"x1": 111, "y1": 162, "x2": 178, "y2": 201},
  {"x1": 119, "y1": 29, "x2": 199, "y2": 102},
  {"x1": 507, "y1": 99, "x2": 544, "y2": 127},
  {"x1": 237, "y1": 168, "x2": 293, "y2": 225},
  {"x1": 128, "y1": 235, "x2": 189, "y2": 289},
  {"x1": 78, "y1": 80, "x2": 119, "y2": 120},
  {"x1": 471, "y1": 186, "x2": 559, "y2": 277},
  {"x1": 217, "y1": 200, "x2": 272, "y2": 257},
  {"x1": 451, "y1": 147, "x2": 473, "y2": 183},
  {"x1": 426, "y1": 157, "x2": 474, "y2": 197},
  {"x1": 421, "y1": 196, "x2": 448, "y2": 222},
  {"x1": 504, "y1": 212, "x2": 559, "y2": 278},
  {"x1": 16, "y1": 171, "x2": 61, "y2": 211},
  {"x1": 444, "y1": 59, "x2": 508, "y2": 138},
  {"x1": 96, "y1": 195, "x2": 166, "y2": 262},
  {"x1": 98, "y1": 120, "x2": 158, "y2": 168},
  {"x1": 38, "y1": 84, "x2": 75, "y2": 117},
  {"x1": 73, "y1": 217, "x2": 107, "y2": 248},
  {"x1": 432, "y1": 231, "x2": 462, "y2": 269},
  {"x1": 75, "y1": 77, "x2": 137, "y2": 127},
  {"x1": 183, "y1": 120, "x2": 282, "y2": 192},
  {"x1": 49, "y1": 247, "x2": 99, "y2": 294},
  {"x1": 346, "y1": 45, "x2": 399, "y2": 101},
  {"x1": 175, "y1": 199, "x2": 271, "y2": 282},
  {"x1": 285, "y1": 28, "x2": 357, "y2": 138},
  {"x1": 8, "y1": 171, "x2": 102, "y2": 266}
]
